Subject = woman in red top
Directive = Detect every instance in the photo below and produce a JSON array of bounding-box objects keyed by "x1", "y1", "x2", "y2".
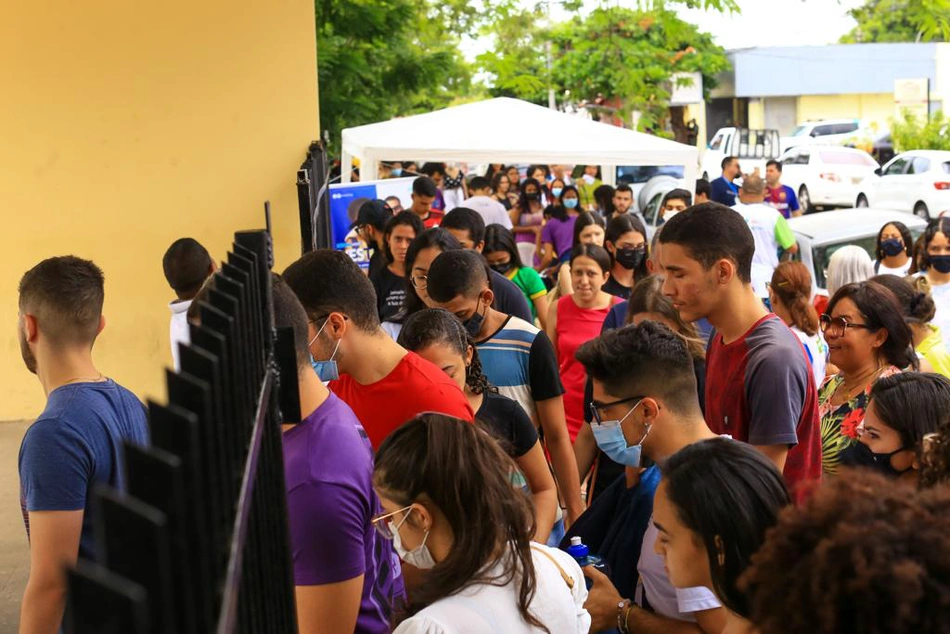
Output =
[{"x1": 546, "y1": 244, "x2": 622, "y2": 441}]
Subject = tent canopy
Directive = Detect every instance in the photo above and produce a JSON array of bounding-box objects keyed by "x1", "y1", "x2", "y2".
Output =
[{"x1": 340, "y1": 97, "x2": 699, "y2": 187}]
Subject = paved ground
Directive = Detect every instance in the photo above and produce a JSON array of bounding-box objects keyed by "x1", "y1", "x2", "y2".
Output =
[{"x1": 0, "y1": 421, "x2": 30, "y2": 632}]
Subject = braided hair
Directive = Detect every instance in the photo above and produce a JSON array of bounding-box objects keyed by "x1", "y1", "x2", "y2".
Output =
[{"x1": 397, "y1": 308, "x2": 497, "y2": 395}]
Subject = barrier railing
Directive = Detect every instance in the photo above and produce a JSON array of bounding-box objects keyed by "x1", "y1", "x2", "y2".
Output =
[{"x1": 65, "y1": 228, "x2": 299, "y2": 634}]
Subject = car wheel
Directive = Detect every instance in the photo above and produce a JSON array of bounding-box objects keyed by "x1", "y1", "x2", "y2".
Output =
[
  {"x1": 915, "y1": 202, "x2": 930, "y2": 220},
  {"x1": 798, "y1": 186, "x2": 813, "y2": 214},
  {"x1": 856, "y1": 194, "x2": 869, "y2": 208}
]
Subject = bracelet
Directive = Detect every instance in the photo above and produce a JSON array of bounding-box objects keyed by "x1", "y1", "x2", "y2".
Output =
[
  {"x1": 617, "y1": 599, "x2": 631, "y2": 634},
  {"x1": 623, "y1": 602, "x2": 635, "y2": 633}
]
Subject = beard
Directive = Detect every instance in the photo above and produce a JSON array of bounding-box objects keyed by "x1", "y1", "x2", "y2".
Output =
[{"x1": 19, "y1": 329, "x2": 37, "y2": 375}]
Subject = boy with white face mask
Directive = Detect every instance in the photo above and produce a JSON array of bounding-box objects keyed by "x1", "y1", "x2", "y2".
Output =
[{"x1": 575, "y1": 321, "x2": 728, "y2": 634}]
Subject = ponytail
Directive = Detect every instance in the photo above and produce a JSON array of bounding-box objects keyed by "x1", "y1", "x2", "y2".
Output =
[{"x1": 771, "y1": 262, "x2": 819, "y2": 336}]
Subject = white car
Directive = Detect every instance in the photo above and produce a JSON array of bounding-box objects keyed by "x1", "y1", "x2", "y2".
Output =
[
  {"x1": 778, "y1": 145, "x2": 879, "y2": 213},
  {"x1": 788, "y1": 208, "x2": 927, "y2": 296},
  {"x1": 780, "y1": 119, "x2": 863, "y2": 153},
  {"x1": 701, "y1": 127, "x2": 782, "y2": 181},
  {"x1": 855, "y1": 150, "x2": 950, "y2": 220}
]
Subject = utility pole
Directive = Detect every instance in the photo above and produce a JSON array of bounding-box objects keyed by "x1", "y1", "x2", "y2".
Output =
[{"x1": 547, "y1": 40, "x2": 555, "y2": 110}]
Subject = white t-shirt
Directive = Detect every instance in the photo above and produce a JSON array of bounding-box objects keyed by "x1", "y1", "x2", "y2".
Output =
[
  {"x1": 636, "y1": 519, "x2": 722, "y2": 622},
  {"x1": 925, "y1": 276, "x2": 950, "y2": 351},
  {"x1": 732, "y1": 202, "x2": 784, "y2": 271},
  {"x1": 793, "y1": 326, "x2": 828, "y2": 389},
  {"x1": 462, "y1": 195, "x2": 513, "y2": 229},
  {"x1": 394, "y1": 544, "x2": 590, "y2": 634},
  {"x1": 169, "y1": 299, "x2": 192, "y2": 371},
  {"x1": 875, "y1": 259, "x2": 912, "y2": 277}
]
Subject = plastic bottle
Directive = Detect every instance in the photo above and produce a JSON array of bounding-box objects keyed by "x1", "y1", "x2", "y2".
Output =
[{"x1": 565, "y1": 536, "x2": 609, "y2": 589}]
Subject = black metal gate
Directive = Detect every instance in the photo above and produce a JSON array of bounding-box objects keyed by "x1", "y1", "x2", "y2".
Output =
[{"x1": 65, "y1": 228, "x2": 299, "y2": 633}]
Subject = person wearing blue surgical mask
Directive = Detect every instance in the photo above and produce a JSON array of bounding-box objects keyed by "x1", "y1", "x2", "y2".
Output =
[
  {"x1": 538, "y1": 184, "x2": 582, "y2": 274},
  {"x1": 570, "y1": 321, "x2": 726, "y2": 634}
]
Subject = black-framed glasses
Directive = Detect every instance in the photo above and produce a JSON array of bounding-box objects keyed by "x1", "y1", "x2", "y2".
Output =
[
  {"x1": 410, "y1": 274, "x2": 428, "y2": 290},
  {"x1": 819, "y1": 314, "x2": 872, "y2": 337},
  {"x1": 589, "y1": 395, "x2": 644, "y2": 425}
]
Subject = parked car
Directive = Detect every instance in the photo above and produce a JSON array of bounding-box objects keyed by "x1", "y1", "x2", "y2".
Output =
[
  {"x1": 616, "y1": 165, "x2": 684, "y2": 209},
  {"x1": 634, "y1": 175, "x2": 684, "y2": 239},
  {"x1": 778, "y1": 145, "x2": 879, "y2": 213},
  {"x1": 701, "y1": 127, "x2": 782, "y2": 181},
  {"x1": 855, "y1": 150, "x2": 950, "y2": 219},
  {"x1": 780, "y1": 119, "x2": 863, "y2": 153},
  {"x1": 788, "y1": 208, "x2": 926, "y2": 297}
]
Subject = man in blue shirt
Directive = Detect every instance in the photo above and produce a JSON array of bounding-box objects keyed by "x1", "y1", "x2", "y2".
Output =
[
  {"x1": 17, "y1": 256, "x2": 149, "y2": 633},
  {"x1": 765, "y1": 159, "x2": 802, "y2": 218},
  {"x1": 710, "y1": 156, "x2": 741, "y2": 207}
]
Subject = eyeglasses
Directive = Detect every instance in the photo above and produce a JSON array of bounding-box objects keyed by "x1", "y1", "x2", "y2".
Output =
[
  {"x1": 410, "y1": 274, "x2": 428, "y2": 290},
  {"x1": 371, "y1": 505, "x2": 412, "y2": 540},
  {"x1": 589, "y1": 395, "x2": 644, "y2": 424},
  {"x1": 819, "y1": 314, "x2": 872, "y2": 337}
]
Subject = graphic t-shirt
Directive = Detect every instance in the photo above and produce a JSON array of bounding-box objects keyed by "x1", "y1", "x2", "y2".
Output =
[
  {"x1": 817, "y1": 366, "x2": 901, "y2": 476},
  {"x1": 19, "y1": 380, "x2": 149, "y2": 560},
  {"x1": 476, "y1": 391, "x2": 540, "y2": 458},
  {"x1": 476, "y1": 316, "x2": 564, "y2": 423},
  {"x1": 704, "y1": 314, "x2": 821, "y2": 500},
  {"x1": 283, "y1": 393, "x2": 405, "y2": 633},
  {"x1": 507, "y1": 267, "x2": 548, "y2": 320},
  {"x1": 370, "y1": 266, "x2": 406, "y2": 322},
  {"x1": 329, "y1": 351, "x2": 474, "y2": 450},
  {"x1": 765, "y1": 185, "x2": 800, "y2": 218}
]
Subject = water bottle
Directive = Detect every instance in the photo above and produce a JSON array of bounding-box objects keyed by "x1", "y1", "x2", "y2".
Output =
[{"x1": 565, "y1": 536, "x2": 609, "y2": 589}]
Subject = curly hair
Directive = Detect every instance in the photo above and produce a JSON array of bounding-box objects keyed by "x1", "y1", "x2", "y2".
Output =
[{"x1": 740, "y1": 471, "x2": 950, "y2": 634}]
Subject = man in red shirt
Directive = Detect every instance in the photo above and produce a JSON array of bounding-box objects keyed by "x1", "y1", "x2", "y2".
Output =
[
  {"x1": 409, "y1": 176, "x2": 444, "y2": 229},
  {"x1": 658, "y1": 202, "x2": 821, "y2": 501},
  {"x1": 283, "y1": 249, "x2": 473, "y2": 449}
]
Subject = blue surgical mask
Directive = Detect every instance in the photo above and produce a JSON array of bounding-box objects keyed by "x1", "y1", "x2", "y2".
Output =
[
  {"x1": 552, "y1": 187, "x2": 563, "y2": 198},
  {"x1": 564, "y1": 198, "x2": 579, "y2": 209},
  {"x1": 309, "y1": 318, "x2": 341, "y2": 382},
  {"x1": 591, "y1": 401, "x2": 651, "y2": 467},
  {"x1": 392, "y1": 168, "x2": 403, "y2": 177}
]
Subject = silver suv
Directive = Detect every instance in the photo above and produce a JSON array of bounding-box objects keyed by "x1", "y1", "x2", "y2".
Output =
[{"x1": 780, "y1": 119, "x2": 862, "y2": 153}]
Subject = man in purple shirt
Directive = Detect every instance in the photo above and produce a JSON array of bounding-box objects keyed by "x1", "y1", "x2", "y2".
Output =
[{"x1": 273, "y1": 275, "x2": 404, "y2": 634}]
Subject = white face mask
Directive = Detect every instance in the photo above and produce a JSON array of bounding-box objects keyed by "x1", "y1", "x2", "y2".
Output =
[{"x1": 391, "y1": 508, "x2": 436, "y2": 570}]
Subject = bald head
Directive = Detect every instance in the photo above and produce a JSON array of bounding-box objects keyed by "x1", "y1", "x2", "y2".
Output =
[{"x1": 738, "y1": 172, "x2": 765, "y2": 203}]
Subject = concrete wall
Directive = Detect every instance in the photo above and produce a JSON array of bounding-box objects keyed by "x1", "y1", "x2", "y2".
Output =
[
  {"x1": 0, "y1": 1, "x2": 320, "y2": 420},
  {"x1": 797, "y1": 93, "x2": 895, "y2": 132}
]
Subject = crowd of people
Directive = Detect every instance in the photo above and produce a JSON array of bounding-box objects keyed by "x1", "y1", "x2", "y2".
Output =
[{"x1": 15, "y1": 160, "x2": 950, "y2": 633}]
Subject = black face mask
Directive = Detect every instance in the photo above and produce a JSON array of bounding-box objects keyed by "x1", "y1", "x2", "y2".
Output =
[
  {"x1": 615, "y1": 247, "x2": 646, "y2": 270},
  {"x1": 525, "y1": 192, "x2": 540, "y2": 201},
  {"x1": 846, "y1": 441, "x2": 912, "y2": 478},
  {"x1": 490, "y1": 261, "x2": 514, "y2": 275},
  {"x1": 931, "y1": 255, "x2": 950, "y2": 274},
  {"x1": 463, "y1": 298, "x2": 485, "y2": 338},
  {"x1": 880, "y1": 238, "x2": 904, "y2": 258}
]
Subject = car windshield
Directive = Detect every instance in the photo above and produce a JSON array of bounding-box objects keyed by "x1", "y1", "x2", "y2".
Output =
[
  {"x1": 818, "y1": 150, "x2": 877, "y2": 167},
  {"x1": 616, "y1": 165, "x2": 684, "y2": 185},
  {"x1": 811, "y1": 228, "x2": 924, "y2": 289},
  {"x1": 943, "y1": 162, "x2": 950, "y2": 174},
  {"x1": 790, "y1": 125, "x2": 809, "y2": 137}
]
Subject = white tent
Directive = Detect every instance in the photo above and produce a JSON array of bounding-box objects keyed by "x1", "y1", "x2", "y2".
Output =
[{"x1": 340, "y1": 97, "x2": 699, "y2": 189}]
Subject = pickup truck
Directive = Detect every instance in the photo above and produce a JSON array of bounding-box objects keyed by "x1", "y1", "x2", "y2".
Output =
[{"x1": 701, "y1": 127, "x2": 782, "y2": 181}]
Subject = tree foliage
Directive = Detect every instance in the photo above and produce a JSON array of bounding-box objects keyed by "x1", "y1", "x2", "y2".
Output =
[
  {"x1": 891, "y1": 110, "x2": 950, "y2": 152},
  {"x1": 477, "y1": 5, "x2": 730, "y2": 134},
  {"x1": 841, "y1": 0, "x2": 949, "y2": 43}
]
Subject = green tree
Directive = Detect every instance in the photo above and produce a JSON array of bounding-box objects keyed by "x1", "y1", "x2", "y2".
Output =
[
  {"x1": 841, "y1": 0, "x2": 950, "y2": 43},
  {"x1": 891, "y1": 109, "x2": 950, "y2": 151},
  {"x1": 315, "y1": 0, "x2": 489, "y2": 152},
  {"x1": 478, "y1": 4, "x2": 731, "y2": 136}
]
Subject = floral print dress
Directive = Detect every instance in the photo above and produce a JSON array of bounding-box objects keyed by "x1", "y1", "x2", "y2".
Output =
[{"x1": 817, "y1": 366, "x2": 900, "y2": 475}]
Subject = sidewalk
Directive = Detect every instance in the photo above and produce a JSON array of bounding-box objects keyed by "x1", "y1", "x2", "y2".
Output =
[{"x1": 0, "y1": 420, "x2": 30, "y2": 632}]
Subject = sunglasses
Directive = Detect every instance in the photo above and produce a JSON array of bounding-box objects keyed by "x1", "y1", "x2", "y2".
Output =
[{"x1": 819, "y1": 314, "x2": 872, "y2": 337}]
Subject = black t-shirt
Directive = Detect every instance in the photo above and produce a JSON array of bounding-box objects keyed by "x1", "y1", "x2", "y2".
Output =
[
  {"x1": 602, "y1": 276, "x2": 632, "y2": 301},
  {"x1": 476, "y1": 391, "x2": 539, "y2": 458},
  {"x1": 489, "y1": 269, "x2": 533, "y2": 323},
  {"x1": 370, "y1": 266, "x2": 406, "y2": 322},
  {"x1": 367, "y1": 248, "x2": 386, "y2": 280}
]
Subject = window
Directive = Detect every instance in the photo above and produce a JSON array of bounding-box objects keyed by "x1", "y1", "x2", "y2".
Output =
[
  {"x1": 832, "y1": 122, "x2": 859, "y2": 135},
  {"x1": 908, "y1": 157, "x2": 932, "y2": 175},
  {"x1": 642, "y1": 193, "x2": 664, "y2": 226},
  {"x1": 616, "y1": 165, "x2": 684, "y2": 185},
  {"x1": 796, "y1": 150, "x2": 811, "y2": 165},
  {"x1": 943, "y1": 162, "x2": 950, "y2": 174},
  {"x1": 790, "y1": 125, "x2": 809, "y2": 137},
  {"x1": 819, "y1": 150, "x2": 878, "y2": 167},
  {"x1": 883, "y1": 158, "x2": 909, "y2": 176},
  {"x1": 812, "y1": 228, "x2": 924, "y2": 289},
  {"x1": 708, "y1": 132, "x2": 724, "y2": 151},
  {"x1": 812, "y1": 124, "x2": 836, "y2": 137}
]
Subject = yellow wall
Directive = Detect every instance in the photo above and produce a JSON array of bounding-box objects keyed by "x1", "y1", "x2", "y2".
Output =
[
  {"x1": 797, "y1": 93, "x2": 895, "y2": 133},
  {"x1": 0, "y1": 1, "x2": 319, "y2": 420},
  {"x1": 747, "y1": 99, "x2": 765, "y2": 129}
]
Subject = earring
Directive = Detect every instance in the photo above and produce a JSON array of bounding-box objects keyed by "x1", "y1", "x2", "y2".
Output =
[{"x1": 714, "y1": 535, "x2": 725, "y2": 568}]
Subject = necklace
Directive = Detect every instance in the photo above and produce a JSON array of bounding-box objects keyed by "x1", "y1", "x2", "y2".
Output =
[
  {"x1": 838, "y1": 365, "x2": 885, "y2": 401},
  {"x1": 62, "y1": 372, "x2": 105, "y2": 385}
]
